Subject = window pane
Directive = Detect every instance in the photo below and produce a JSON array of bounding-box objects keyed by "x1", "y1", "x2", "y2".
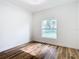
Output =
[{"x1": 41, "y1": 19, "x2": 57, "y2": 39}]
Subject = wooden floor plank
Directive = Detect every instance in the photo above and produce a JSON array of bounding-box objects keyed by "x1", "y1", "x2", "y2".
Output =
[{"x1": 0, "y1": 42, "x2": 79, "y2": 59}]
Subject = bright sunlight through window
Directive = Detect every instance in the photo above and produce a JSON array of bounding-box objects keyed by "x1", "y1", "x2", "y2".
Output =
[{"x1": 41, "y1": 18, "x2": 57, "y2": 39}]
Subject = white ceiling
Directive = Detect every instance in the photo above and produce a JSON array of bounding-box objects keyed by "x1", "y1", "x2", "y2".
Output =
[{"x1": 5, "y1": 0, "x2": 77, "y2": 12}]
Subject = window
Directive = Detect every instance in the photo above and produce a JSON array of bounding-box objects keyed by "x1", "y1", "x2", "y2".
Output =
[{"x1": 41, "y1": 19, "x2": 57, "y2": 39}]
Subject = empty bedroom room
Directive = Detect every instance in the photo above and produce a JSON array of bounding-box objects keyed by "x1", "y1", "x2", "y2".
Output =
[{"x1": 0, "y1": 0, "x2": 79, "y2": 59}]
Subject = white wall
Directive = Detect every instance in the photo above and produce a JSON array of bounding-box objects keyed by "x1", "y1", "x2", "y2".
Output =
[
  {"x1": 77, "y1": 2, "x2": 79, "y2": 48},
  {"x1": 0, "y1": 1, "x2": 32, "y2": 52},
  {"x1": 32, "y1": 2, "x2": 79, "y2": 49}
]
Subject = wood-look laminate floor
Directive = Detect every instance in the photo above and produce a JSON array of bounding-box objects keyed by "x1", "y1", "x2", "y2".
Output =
[{"x1": 0, "y1": 42, "x2": 79, "y2": 59}]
